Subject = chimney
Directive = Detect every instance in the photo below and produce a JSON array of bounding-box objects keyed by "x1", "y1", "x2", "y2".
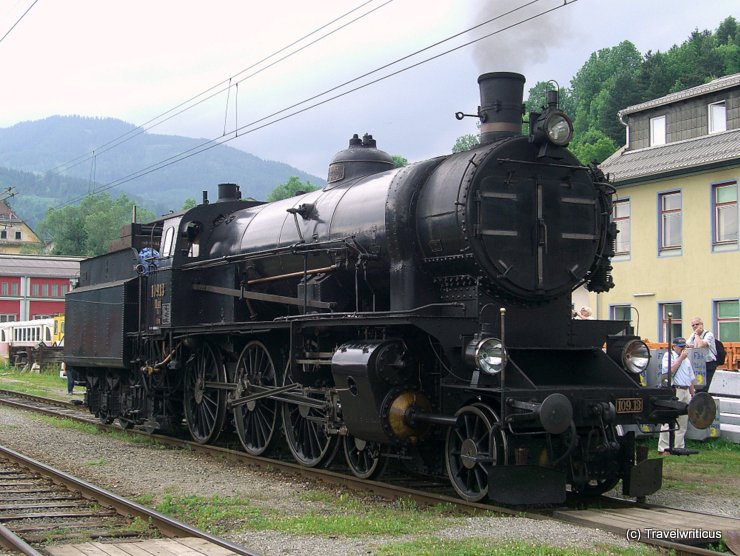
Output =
[
  {"x1": 477, "y1": 72, "x2": 525, "y2": 144},
  {"x1": 217, "y1": 183, "x2": 241, "y2": 202}
]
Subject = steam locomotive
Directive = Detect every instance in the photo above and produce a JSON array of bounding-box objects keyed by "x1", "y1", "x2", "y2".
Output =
[{"x1": 64, "y1": 72, "x2": 715, "y2": 505}]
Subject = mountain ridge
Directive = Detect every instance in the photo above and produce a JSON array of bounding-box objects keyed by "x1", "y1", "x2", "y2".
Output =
[{"x1": 0, "y1": 115, "x2": 325, "y2": 227}]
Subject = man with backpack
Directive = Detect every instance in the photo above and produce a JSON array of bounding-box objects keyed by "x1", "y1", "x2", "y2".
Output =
[{"x1": 687, "y1": 316, "x2": 723, "y2": 390}]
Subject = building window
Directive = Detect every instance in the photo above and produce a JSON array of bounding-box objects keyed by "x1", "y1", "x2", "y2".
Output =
[
  {"x1": 0, "y1": 230, "x2": 6, "y2": 239},
  {"x1": 0, "y1": 314, "x2": 16, "y2": 322},
  {"x1": 714, "y1": 181, "x2": 738, "y2": 249},
  {"x1": 650, "y1": 115, "x2": 666, "y2": 146},
  {"x1": 61, "y1": 284, "x2": 67, "y2": 295},
  {"x1": 42, "y1": 284, "x2": 48, "y2": 297},
  {"x1": 612, "y1": 199, "x2": 631, "y2": 256},
  {"x1": 659, "y1": 191, "x2": 682, "y2": 252},
  {"x1": 11, "y1": 283, "x2": 18, "y2": 296},
  {"x1": 52, "y1": 284, "x2": 58, "y2": 297},
  {"x1": 716, "y1": 299, "x2": 739, "y2": 342},
  {"x1": 1, "y1": 282, "x2": 7, "y2": 296},
  {"x1": 660, "y1": 302, "x2": 682, "y2": 342},
  {"x1": 611, "y1": 305, "x2": 632, "y2": 321},
  {"x1": 14, "y1": 231, "x2": 21, "y2": 240},
  {"x1": 709, "y1": 101, "x2": 727, "y2": 134},
  {"x1": 32, "y1": 284, "x2": 39, "y2": 297}
]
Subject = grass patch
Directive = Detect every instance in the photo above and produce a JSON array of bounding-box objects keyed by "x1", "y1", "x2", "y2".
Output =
[
  {"x1": 30, "y1": 413, "x2": 160, "y2": 446},
  {"x1": 638, "y1": 437, "x2": 740, "y2": 496},
  {"x1": 0, "y1": 367, "x2": 75, "y2": 399},
  {"x1": 86, "y1": 458, "x2": 108, "y2": 466},
  {"x1": 155, "y1": 493, "x2": 464, "y2": 537},
  {"x1": 374, "y1": 538, "x2": 659, "y2": 556}
]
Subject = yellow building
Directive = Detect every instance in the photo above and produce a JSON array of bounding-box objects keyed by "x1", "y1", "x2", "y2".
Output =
[
  {"x1": 597, "y1": 74, "x2": 739, "y2": 345},
  {"x1": 0, "y1": 201, "x2": 43, "y2": 254}
]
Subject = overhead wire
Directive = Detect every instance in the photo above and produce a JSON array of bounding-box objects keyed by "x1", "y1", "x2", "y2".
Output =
[
  {"x1": 44, "y1": 0, "x2": 391, "y2": 177},
  {"x1": 52, "y1": 0, "x2": 578, "y2": 211},
  {"x1": 0, "y1": 0, "x2": 39, "y2": 45},
  {"x1": 44, "y1": 0, "x2": 578, "y2": 213}
]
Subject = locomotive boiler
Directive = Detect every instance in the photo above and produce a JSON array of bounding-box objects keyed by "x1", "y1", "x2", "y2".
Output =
[{"x1": 64, "y1": 72, "x2": 715, "y2": 505}]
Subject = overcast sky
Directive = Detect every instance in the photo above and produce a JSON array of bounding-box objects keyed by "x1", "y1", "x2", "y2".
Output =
[{"x1": 1, "y1": 0, "x2": 737, "y2": 180}]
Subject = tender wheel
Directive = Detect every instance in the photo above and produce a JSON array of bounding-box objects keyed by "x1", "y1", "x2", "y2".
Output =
[
  {"x1": 343, "y1": 435, "x2": 387, "y2": 480},
  {"x1": 281, "y1": 363, "x2": 337, "y2": 467},
  {"x1": 445, "y1": 405, "x2": 495, "y2": 502},
  {"x1": 184, "y1": 343, "x2": 228, "y2": 444},
  {"x1": 233, "y1": 341, "x2": 279, "y2": 456}
]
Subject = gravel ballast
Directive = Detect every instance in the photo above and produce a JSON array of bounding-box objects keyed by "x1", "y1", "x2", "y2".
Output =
[{"x1": 0, "y1": 403, "x2": 733, "y2": 555}]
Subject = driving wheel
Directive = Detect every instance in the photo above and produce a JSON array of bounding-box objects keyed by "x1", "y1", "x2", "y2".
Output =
[
  {"x1": 445, "y1": 404, "x2": 496, "y2": 502},
  {"x1": 184, "y1": 343, "x2": 227, "y2": 444},
  {"x1": 281, "y1": 363, "x2": 337, "y2": 467},
  {"x1": 233, "y1": 341, "x2": 279, "y2": 456}
]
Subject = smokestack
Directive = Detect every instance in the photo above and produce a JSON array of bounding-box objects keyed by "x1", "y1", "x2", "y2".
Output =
[
  {"x1": 217, "y1": 183, "x2": 241, "y2": 202},
  {"x1": 477, "y1": 72, "x2": 525, "y2": 144}
]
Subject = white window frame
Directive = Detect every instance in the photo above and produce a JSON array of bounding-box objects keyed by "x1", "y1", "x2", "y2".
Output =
[
  {"x1": 715, "y1": 299, "x2": 739, "y2": 342},
  {"x1": 709, "y1": 101, "x2": 727, "y2": 134},
  {"x1": 713, "y1": 181, "x2": 738, "y2": 250},
  {"x1": 650, "y1": 115, "x2": 666, "y2": 146},
  {"x1": 659, "y1": 191, "x2": 682, "y2": 253},
  {"x1": 660, "y1": 302, "x2": 682, "y2": 342},
  {"x1": 611, "y1": 305, "x2": 632, "y2": 321},
  {"x1": 612, "y1": 199, "x2": 631, "y2": 257}
]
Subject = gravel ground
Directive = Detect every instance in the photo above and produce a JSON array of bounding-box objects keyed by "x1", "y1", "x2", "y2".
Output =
[{"x1": 0, "y1": 402, "x2": 733, "y2": 555}]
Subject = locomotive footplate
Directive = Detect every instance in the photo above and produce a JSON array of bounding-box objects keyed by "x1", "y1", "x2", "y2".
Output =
[{"x1": 487, "y1": 465, "x2": 566, "y2": 505}]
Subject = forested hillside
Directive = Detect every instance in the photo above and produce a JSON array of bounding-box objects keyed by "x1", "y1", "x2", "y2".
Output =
[
  {"x1": 0, "y1": 116, "x2": 323, "y2": 227},
  {"x1": 529, "y1": 16, "x2": 739, "y2": 164}
]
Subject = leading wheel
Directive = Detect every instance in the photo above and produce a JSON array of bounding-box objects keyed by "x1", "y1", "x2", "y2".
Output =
[
  {"x1": 233, "y1": 341, "x2": 279, "y2": 456},
  {"x1": 343, "y1": 435, "x2": 387, "y2": 480},
  {"x1": 281, "y1": 363, "x2": 337, "y2": 467},
  {"x1": 184, "y1": 343, "x2": 227, "y2": 444},
  {"x1": 445, "y1": 404, "x2": 495, "y2": 502}
]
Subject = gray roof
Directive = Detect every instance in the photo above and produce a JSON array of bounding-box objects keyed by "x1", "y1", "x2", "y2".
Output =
[
  {"x1": 619, "y1": 73, "x2": 740, "y2": 117},
  {"x1": 599, "y1": 128, "x2": 740, "y2": 185},
  {"x1": 0, "y1": 254, "x2": 82, "y2": 278}
]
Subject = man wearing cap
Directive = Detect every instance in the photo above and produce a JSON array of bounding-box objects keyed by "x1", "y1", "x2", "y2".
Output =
[{"x1": 658, "y1": 337, "x2": 696, "y2": 454}]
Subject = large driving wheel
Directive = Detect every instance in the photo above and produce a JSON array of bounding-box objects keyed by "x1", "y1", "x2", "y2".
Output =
[
  {"x1": 445, "y1": 404, "x2": 496, "y2": 502},
  {"x1": 233, "y1": 341, "x2": 279, "y2": 456},
  {"x1": 184, "y1": 343, "x2": 227, "y2": 444},
  {"x1": 343, "y1": 435, "x2": 387, "y2": 480},
  {"x1": 281, "y1": 363, "x2": 337, "y2": 467}
]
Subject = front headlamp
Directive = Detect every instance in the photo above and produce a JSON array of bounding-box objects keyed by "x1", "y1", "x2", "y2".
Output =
[
  {"x1": 466, "y1": 336, "x2": 507, "y2": 375},
  {"x1": 545, "y1": 113, "x2": 573, "y2": 146},
  {"x1": 621, "y1": 339, "x2": 650, "y2": 375}
]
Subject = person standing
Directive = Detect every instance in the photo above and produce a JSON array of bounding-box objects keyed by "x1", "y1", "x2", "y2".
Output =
[
  {"x1": 686, "y1": 317, "x2": 717, "y2": 389},
  {"x1": 658, "y1": 337, "x2": 695, "y2": 454}
]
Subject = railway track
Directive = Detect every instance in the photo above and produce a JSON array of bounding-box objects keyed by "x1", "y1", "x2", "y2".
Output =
[
  {"x1": 1, "y1": 389, "x2": 738, "y2": 555},
  {"x1": 0, "y1": 442, "x2": 259, "y2": 555}
]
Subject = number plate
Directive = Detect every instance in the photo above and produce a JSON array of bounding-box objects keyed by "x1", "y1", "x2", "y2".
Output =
[{"x1": 616, "y1": 398, "x2": 643, "y2": 413}]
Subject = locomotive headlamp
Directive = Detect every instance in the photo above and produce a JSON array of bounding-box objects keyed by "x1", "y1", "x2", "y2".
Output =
[
  {"x1": 465, "y1": 336, "x2": 507, "y2": 375},
  {"x1": 529, "y1": 108, "x2": 574, "y2": 148},
  {"x1": 621, "y1": 339, "x2": 650, "y2": 374},
  {"x1": 545, "y1": 113, "x2": 573, "y2": 146}
]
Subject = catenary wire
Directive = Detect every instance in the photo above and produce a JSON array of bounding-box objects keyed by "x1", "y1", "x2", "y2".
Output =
[
  {"x1": 0, "y1": 0, "x2": 38, "y2": 45},
  {"x1": 44, "y1": 0, "x2": 391, "y2": 176},
  {"x1": 55, "y1": 0, "x2": 577, "y2": 209}
]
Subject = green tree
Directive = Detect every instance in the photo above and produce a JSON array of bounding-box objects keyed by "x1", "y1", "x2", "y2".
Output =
[
  {"x1": 392, "y1": 155, "x2": 408, "y2": 168},
  {"x1": 266, "y1": 176, "x2": 317, "y2": 202},
  {"x1": 452, "y1": 133, "x2": 480, "y2": 153},
  {"x1": 570, "y1": 129, "x2": 619, "y2": 166},
  {"x1": 570, "y1": 41, "x2": 642, "y2": 137},
  {"x1": 39, "y1": 193, "x2": 155, "y2": 256},
  {"x1": 181, "y1": 198, "x2": 197, "y2": 210}
]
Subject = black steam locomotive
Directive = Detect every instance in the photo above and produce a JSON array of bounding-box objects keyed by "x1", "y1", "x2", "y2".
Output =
[{"x1": 64, "y1": 72, "x2": 715, "y2": 505}]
